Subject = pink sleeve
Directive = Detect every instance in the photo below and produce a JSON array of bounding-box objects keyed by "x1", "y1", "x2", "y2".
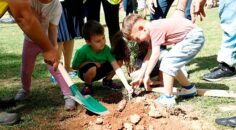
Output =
[{"x1": 150, "y1": 29, "x2": 166, "y2": 47}]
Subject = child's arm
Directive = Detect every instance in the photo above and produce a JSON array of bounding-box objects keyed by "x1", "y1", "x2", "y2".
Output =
[
  {"x1": 130, "y1": 48, "x2": 152, "y2": 88},
  {"x1": 172, "y1": 0, "x2": 188, "y2": 18},
  {"x1": 143, "y1": 46, "x2": 160, "y2": 91},
  {"x1": 48, "y1": 23, "x2": 58, "y2": 50},
  {"x1": 111, "y1": 60, "x2": 133, "y2": 94},
  {"x1": 8, "y1": 0, "x2": 59, "y2": 70}
]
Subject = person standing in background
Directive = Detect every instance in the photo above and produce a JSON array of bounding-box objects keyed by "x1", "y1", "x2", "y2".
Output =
[
  {"x1": 0, "y1": 0, "x2": 60, "y2": 125},
  {"x1": 14, "y1": 0, "x2": 76, "y2": 112},
  {"x1": 57, "y1": 0, "x2": 85, "y2": 77},
  {"x1": 84, "y1": 0, "x2": 120, "y2": 46},
  {"x1": 191, "y1": 0, "x2": 236, "y2": 125}
]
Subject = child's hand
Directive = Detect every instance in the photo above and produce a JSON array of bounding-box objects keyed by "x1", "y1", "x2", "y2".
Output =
[
  {"x1": 130, "y1": 77, "x2": 143, "y2": 88},
  {"x1": 126, "y1": 86, "x2": 134, "y2": 101},
  {"x1": 143, "y1": 75, "x2": 152, "y2": 91},
  {"x1": 127, "y1": 87, "x2": 134, "y2": 94}
]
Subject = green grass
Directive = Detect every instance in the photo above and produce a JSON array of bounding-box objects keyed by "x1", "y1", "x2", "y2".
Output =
[{"x1": 0, "y1": 7, "x2": 236, "y2": 130}]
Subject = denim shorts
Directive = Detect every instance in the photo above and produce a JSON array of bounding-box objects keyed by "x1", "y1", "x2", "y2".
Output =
[{"x1": 160, "y1": 28, "x2": 205, "y2": 76}]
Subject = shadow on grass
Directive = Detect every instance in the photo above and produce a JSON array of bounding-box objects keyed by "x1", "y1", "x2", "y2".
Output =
[
  {"x1": 72, "y1": 80, "x2": 126, "y2": 104},
  {"x1": 188, "y1": 55, "x2": 218, "y2": 74},
  {"x1": 176, "y1": 82, "x2": 230, "y2": 103},
  {"x1": 10, "y1": 87, "x2": 62, "y2": 113},
  {"x1": 0, "y1": 53, "x2": 49, "y2": 79},
  {"x1": 194, "y1": 82, "x2": 230, "y2": 90},
  {"x1": 0, "y1": 53, "x2": 21, "y2": 79}
]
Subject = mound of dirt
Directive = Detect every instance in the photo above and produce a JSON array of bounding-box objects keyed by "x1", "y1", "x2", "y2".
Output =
[{"x1": 58, "y1": 91, "x2": 200, "y2": 130}]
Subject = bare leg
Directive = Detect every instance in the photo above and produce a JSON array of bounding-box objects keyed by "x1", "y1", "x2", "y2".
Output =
[
  {"x1": 151, "y1": 71, "x2": 164, "y2": 86},
  {"x1": 83, "y1": 66, "x2": 96, "y2": 84},
  {"x1": 63, "y1": 40, "x2": 74, "y2": 72},
  {"x1": 162, "y1": 72, "x2": 175, "y2": 96},
  {"x1": 175, "y1": 70, "x2": 191, "y2": 87},
  {"x1": 58, "y1": 42, "x2": 64, "y2": 61}
]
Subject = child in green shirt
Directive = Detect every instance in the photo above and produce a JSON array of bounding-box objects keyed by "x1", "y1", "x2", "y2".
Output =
[{"x1": 72, "y1": 21, "x2": 133, "y2": 95}]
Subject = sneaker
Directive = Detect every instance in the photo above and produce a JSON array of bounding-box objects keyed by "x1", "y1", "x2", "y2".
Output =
[
  {"x1": 203, "y1": 63, "x2": 236, "y2": 82},
  {"x1": 14, "y1": 89, "x2": 30, "y2": 101},
  {"x1": 68, "y1": 71, "x2": 77, "y2": 78},
  {"x1": 102, "y1": 78, "x2": 122, "y2": 90},
  {"x1": 0, "y1": 110, "x2": 20, "y2": 125},
  {"x1": 50, "y1": 76, "x2": 57, "y2": 83},
  {"x1": 215, "y1": 116, "x2": 236, "y2": 127},
  {"x1": 64, "y1": 95, "x2": 76, "y2": 111},
  {"x1": 178, "y1": 85, "x2": 197, "y2": 98},
  {"x1": 155, "y1": 95, "x2": 176, "y2": 106},
  {"x1": 81, "y1": 84, "x2": 94, "y2": 95},
  {"x1": 0, "y1": 98, "x2": 16, "y2": 109}
]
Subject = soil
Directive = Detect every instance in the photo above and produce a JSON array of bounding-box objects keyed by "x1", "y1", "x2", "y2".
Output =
[{"x1": 58, "y1": 90, "x2": 202, "y2": 130}]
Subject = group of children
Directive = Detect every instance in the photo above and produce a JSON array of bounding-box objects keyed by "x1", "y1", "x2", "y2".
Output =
[{"x1": 14, "y1": 0, "x2": 205, "y2": 111}]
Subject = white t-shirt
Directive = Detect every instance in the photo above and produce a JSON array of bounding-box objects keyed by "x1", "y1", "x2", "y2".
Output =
[{"x1": 25, "y1": 0, "x2": 62, "y2": 41}]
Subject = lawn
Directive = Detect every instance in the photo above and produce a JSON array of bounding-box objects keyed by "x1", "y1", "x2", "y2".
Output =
[{"x1": 0, "y1": 6, "x2": 235, "y2": 130}]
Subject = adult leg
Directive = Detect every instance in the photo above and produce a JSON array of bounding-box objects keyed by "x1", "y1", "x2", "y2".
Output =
[
  {"x1": 102, "y1": 0, "x2": 120, "y2": 44},
  {"x1": 217, "y1": 0, "x2": 236, "y2": 67},
  {"x1": 62, "y1": 40, "x2": 74, "y2": 72},
  {"x1": 203, "y1": 0, "x2": 236, "y2": 81},
  {"x1": 184, "y1": 0, "x2": 192, "y2": 20},
  {"x1": 85, "y1": 0, "x2": 101, "y2": 21},
  {"x1": 21, "y1": 40, "x2": 41, "y2": 92},
  {"x1": 15, "y1": 40, "x2": 41, "y2": 101},
  {"x1": 47, "y1": 64, "x2": 75, "y2": 110},
  {"x1": 150, "y1": 0, "x2": 174, "y2": 20}
]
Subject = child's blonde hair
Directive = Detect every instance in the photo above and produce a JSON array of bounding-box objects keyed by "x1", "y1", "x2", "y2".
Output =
[{"x1": 122, "y1": 14, "x2": 143, "y2": 40}]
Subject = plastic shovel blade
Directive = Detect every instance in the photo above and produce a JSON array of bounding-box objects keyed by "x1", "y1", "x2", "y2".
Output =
[
  {"x1": 70, "y1": 84, "x2": 109, "y2": 115},
  {"x1": 84, "y1": 95, "x2": 109, "y2": 115}
]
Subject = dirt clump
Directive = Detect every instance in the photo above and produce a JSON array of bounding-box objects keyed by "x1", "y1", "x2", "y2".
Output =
[{"x1": 59, "y1": 91, "x2": 200, "y2": 130}]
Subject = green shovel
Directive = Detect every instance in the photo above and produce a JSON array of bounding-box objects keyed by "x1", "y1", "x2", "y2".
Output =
[{"x1": 58, "y1": 64, "x2": 109, "y2": 115}]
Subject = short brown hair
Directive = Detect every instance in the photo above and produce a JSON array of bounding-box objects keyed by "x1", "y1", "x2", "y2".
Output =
[
  {"x1": 82, "y1": 20, "x2": 104, "y2": 41},
  {"x1": 122, "y1": 14, "x2": 143, "y2": 40}
]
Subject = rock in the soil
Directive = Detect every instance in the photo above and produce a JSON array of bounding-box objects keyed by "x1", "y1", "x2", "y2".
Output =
[
  {"x1": 148, "y1": 109, "x2": 162, "y2": 118},
  {"x1": 113, "y1": 120, "x2": 123, "y2": 130},
  {"x1": 130, "y1": 114, "x2": 141, "y2": 124},
  {"x1": 117, "y1": 99, "x2": 127, "y2": 112},
  {"x1": 135, "y1": 97, "x2": 145, "y2": 103},
  {"x1": 95, "y1": 117, "x2": 103, "y2": 125},
  {"x1": 149, "y1": 102, "x2": 156, "y2": 110},
  {"x1": 124, "y1": 122, "x2": 133, "y2": 130},
  {"x1": 134, "y1": 89, "x2": 142, "y2": 95},
  {"x1": 103, "y1": 124, "x2": 112, "y2": 130},
  {"x1": 89, "y1": 124, "x2": 103, "y2": 130},
  {"x1": 136, "y1": 125, "x2": 145, "y2": 130},
  {"x1": 148, "y1": 125, "x2": 155, "y2": 130}
]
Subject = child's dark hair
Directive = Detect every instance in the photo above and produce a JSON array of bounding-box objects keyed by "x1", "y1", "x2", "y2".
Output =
[
  {"x1": 82, "y1": 20, "x2": 104, "y2": 41},
  {"x1": 111, "y1": 31, "x2": 131, "y2": 63}
]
